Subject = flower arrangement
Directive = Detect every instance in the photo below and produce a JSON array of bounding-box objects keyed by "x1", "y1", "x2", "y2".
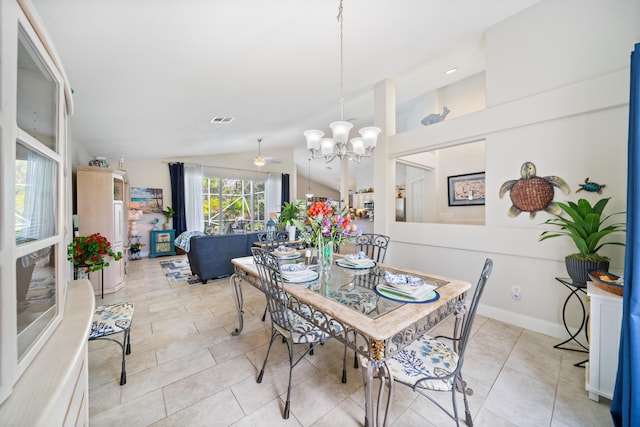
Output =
[
  {"x1": 67, "y1": 233, "x2": 123, "y2": 273},
  {"x1": 295, "y1": 199, "x2": 358, "y2": 247}
]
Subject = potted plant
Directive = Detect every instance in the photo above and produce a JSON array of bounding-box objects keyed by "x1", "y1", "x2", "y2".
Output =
[
  {"x1": 279, "y1": 201, "x2": 304, "y2": 241},
  {"x1": 67, "y1": 233, "x2": 123, "y2": 276},
  {"x1": 162, "y1": 206, "x2": 175, "y2": 230},
  {"x1": 539, "y1": 197, "x2": 625, "y2": 286}
]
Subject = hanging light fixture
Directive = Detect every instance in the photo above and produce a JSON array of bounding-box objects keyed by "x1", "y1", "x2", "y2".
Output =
[
  {"x1": 304, "y1": 0, "x2": 381, "y2": 163},
  {"x1": 254, "y1": 138, "x2": 266, "y2": 167},
  {"x1": 305, "y1": 158, "x2": 314, "y2": 199}
]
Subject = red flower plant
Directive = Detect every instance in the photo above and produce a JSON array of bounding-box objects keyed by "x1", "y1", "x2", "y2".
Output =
[{"x1": 67, "y1": 233, "x2": 122, "y2": 273}]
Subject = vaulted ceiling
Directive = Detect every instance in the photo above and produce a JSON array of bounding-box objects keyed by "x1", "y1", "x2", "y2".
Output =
[{"x1": 31, "y1": 0, "x2": 540, "y2": 188}]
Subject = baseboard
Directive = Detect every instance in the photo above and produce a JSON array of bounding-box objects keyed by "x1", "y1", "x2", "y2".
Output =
[{"x1": 477, "y1": 303, "x2": 588, "y2": 347}]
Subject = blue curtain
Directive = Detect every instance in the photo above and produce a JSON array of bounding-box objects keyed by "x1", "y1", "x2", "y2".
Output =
[
  {"x1": 281, "y1": 173, "x2": 290, "y2": 208},
  {"x1": 168, "y1": 162, "x2": 187, "y2": 236},
  {"x1": 612, "y1": 42, "x2": 640, "y2": 427}
]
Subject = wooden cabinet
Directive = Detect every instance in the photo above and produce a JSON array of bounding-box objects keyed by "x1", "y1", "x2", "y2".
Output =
[
  {"x1": 76, "y1": 166, "x2": 129, "y2": 295},
  {"x1": 586, "y1": 282, "x2": 622, "y2": 401},
  {"x1": 150, "y1": 229, "x2": 176, "y2": 258}
]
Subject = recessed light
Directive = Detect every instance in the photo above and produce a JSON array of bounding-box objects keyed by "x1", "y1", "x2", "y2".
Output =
[{"x1": 445, "y1": 67, "x2": 458, "y2": 75}]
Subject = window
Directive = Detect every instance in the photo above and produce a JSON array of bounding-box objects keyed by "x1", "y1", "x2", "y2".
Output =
[
  {"x1": 203, "y1": 177, "x2": 266, "y2": 234},
  {"x1": 12, "y1": 18, "x2": 64, "y2": 370}
]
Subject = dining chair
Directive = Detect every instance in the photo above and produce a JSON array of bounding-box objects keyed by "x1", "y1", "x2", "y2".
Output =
[
  {"x1": 251, "y1": 248, "x2": 347, "y2": 419},
  {"x1": 348, "y1": 233, "x2": 389, "y2": 373},
  {"x1": 354, "y1": 233, "x2": 390, "y2": 263},
  {"x1": 361, "y1": 258, "x2": 493, "y2": 427}
]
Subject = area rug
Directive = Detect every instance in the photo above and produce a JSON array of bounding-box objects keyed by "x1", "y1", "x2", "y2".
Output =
[{"x1": 160, "y1": 259, "x2": 203, "y2": 285}]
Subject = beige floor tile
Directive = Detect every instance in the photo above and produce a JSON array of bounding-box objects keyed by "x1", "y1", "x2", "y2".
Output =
[
  {"x1": 229, "y1": 399, "x2": 304, "y2": 426},
  {"x1": 89, "y1": 380, "x2": 122, "y2": 417},
  {"x1": 121, "y1": 348, "x2": 215, "y2": 402},
  {"x1": 151, "y1": 388, "x2": 245, "y2": 427},
  {"x1": 311, "y1": 397, "x2": 370, "y2": 427},
  {"x1": 162, "y1": 355, "x2": 255, "y2": 415},
  {"x1": 90, "y1": 389, "x2": 166, "y2": 427},
  {"x1": 481, "y1": 365, "x2": 556, "y2": 427}
]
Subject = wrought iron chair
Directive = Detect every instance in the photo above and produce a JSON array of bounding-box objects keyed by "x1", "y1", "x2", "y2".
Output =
[
  {"x1": 361, "y1": 258, "x2": 493, "y2": 426},
  {"x1": 354, "y1": 233, "x2": 390, "y2": 263},
  {"x1": 349, "y1": 233, "x2": 390, "y2": 372},
  {"x1": 251, "y1": 248, "x2": 347, "y2": 419},
  {"x1": 257, "y1": 231, "x2": 289, "y2": 251},
  {"x1": 88, "y1": 302, "x2": 134, "y2": 385}
]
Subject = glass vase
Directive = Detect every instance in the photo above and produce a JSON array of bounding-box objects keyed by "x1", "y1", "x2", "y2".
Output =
[{"x1": 318, "y1": 239, "x2": 333, "y2": 270}]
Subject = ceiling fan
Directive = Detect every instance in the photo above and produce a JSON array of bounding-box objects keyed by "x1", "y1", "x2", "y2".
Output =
[{"x1": 253, "y1": 139, "x2": 281, "y2": 166}]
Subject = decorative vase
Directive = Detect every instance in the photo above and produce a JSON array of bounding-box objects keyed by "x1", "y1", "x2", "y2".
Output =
[
  {"x1": 565, "y1": 256, "x2": 610, "y2": 287},
  {"x1": 318, "y1": 238, "x2": 333, "y2": 270},
  {"x1": 88, "y1": 156, "x2": 110, "y2": 168}
]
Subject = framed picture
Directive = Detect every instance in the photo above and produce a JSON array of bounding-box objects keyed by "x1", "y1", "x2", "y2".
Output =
[
  {"x1": 447, "y1": 172, "x2": 486, "y2": 206},
  {"x1": 130, "y1": 187, "x2": 163, "y2": 213}
]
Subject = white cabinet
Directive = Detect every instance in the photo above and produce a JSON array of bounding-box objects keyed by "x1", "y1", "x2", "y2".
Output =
[{"x1": 586, "y1": 282, "x2": 623, "y2": 401}]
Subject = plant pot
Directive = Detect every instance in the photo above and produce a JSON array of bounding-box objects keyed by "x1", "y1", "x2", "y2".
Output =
[
  {"x1": 565, "y1": 256, "x2": 610, "y2": 288},
  {"x1": 287, "y1": 225, "x2": 297, "y2": 242},
  {"x1": 163, "y1": 223, "x2": 171, "y2": 230}
]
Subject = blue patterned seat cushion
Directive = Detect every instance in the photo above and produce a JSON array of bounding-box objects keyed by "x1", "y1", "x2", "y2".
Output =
[
  {"x1": 272, "y1": 305, "x2": 343, "y2": 344},
  {"x1": 89, "y1": 302, "x2": 134, "y2": 339},
  {"x1": 359, "y1": 335, "x2": 459, "y2": 392}
]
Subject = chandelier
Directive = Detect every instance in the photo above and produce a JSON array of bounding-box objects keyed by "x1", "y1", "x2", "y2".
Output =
[
  {"x1": 254, "y1": 138, "x2": 266, "y2": 167},
  {"x1": 305, "y1": 158, "x2": 313, "y2": 199},
  {"x1": 304, "y1": 0, "x2": 381, "y2": 163}
]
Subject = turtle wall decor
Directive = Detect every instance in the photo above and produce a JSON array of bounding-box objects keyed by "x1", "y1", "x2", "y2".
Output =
[
  {"x1": 499, "y1": 161, "x2": 570, "y2": 218},
  {"x1": 576, "y1": 178, "x2": 606, "y2": 194}
]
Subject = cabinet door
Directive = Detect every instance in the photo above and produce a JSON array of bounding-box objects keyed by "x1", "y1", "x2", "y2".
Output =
[{"x1": 113, "y1": 202, "x2": 123, "y2": 245}]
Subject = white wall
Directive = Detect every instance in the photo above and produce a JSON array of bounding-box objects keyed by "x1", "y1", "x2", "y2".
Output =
[{"x1": 380, "y1": 0, "x2": 638, "y2": 340}]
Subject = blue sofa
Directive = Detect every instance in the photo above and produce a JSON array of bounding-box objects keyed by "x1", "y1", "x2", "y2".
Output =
[{"x1": 187, "y1": 232, "x2": 261, "y2": 283}]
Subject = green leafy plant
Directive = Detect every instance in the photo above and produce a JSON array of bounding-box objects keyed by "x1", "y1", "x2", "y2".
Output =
[
  {"x1": 539, "y1": 198, "x2": 625, "y2": 261},
  {"x1": 279, "y1": 201, "x2": 304, "y2": 227},
  {"x1": 162, "y1": 206, "x2": 175, "y2": 224},
  {"x1": 67, "y1": 233, "x2": 123, "y2": 273}
]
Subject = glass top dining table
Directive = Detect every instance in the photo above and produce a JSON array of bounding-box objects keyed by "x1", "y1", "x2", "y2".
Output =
[{"x1": 229, "y1": 252, "x2": 471, "y2": 426}]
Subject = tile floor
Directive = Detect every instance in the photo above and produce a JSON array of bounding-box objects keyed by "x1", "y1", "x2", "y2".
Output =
[{"x1": 88, "y1": 256, "x2": 613, "y2": 426}]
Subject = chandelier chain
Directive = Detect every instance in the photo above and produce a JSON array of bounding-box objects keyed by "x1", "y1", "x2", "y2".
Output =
[
  {"x1": 338, "y1": 0, "x2": 344, "y2": 121},
  {"x1": 303, "y1": 0, "x2": 380, "y2": 164}
]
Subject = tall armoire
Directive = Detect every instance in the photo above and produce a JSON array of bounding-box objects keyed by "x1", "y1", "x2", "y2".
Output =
[{"x1": 76, "y1": 166, "x2": 129, "y2": 295}]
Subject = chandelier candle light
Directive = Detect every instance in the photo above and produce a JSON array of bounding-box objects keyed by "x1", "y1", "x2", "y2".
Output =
[
  {"x1": 305, "y1": 158, "x2": 314, "y2": 199},
  {"x1": 254, "y1": 138, "x2": 266, "y2": 167},
  {"x1": 304, "y1": 0, "x2": 381, "y2": 163}
]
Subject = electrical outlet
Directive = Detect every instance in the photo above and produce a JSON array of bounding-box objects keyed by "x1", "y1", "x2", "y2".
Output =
[{"x1": 511, "y1": 286, "x2": 521, "y2": 301}]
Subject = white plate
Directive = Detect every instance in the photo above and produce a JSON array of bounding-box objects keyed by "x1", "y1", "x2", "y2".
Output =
[
  {"x1": 275, "y1": 252, "x2": 302, "y2": 260},
  {"x1": 282, "y1": 271, "x2": 319, "y2": 283},
  {"x1": 336, "y1": 259, "x2": 376, "y2": 269}
]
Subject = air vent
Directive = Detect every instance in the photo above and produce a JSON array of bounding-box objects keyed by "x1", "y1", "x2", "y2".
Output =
[{"x1": 209, "y1": 116, "x2": 235, "y2": 124}]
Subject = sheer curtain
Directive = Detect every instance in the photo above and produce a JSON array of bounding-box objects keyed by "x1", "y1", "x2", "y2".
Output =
[
  {"x1": 23, "y1": 149, "x2": 56, "y2": 241},
  {"x1": 266, "y1": 173, "x2": 281, "y2": 218},
  {"x1": 184, "y1": 163, "x2": 204, "y2": 232}
]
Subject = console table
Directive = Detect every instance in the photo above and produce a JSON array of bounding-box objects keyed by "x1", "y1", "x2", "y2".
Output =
[{"x1": 149, "y1": 229, "x2": 176, "y2": 258}]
